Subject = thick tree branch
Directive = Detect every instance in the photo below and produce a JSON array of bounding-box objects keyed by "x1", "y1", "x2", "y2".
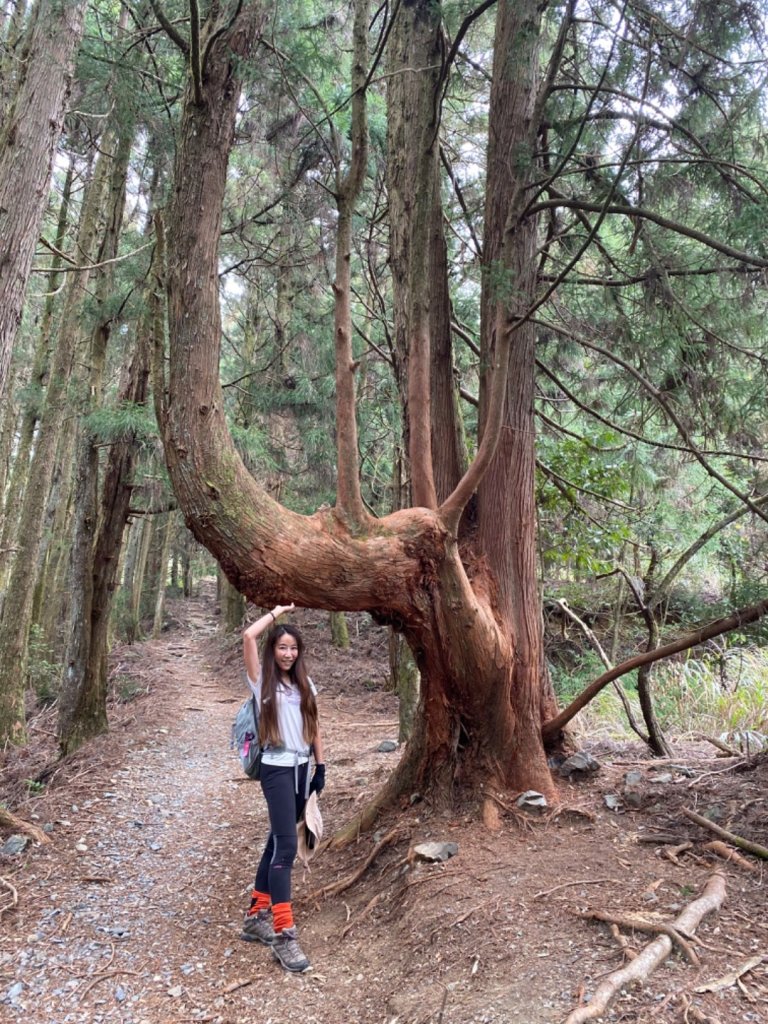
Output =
[
  {"x1": 542, "y1": 597, "x2": 768, "y2": 741},
  {"x1": 148, "y1": 0, "x2": 189, "y2": 53}
]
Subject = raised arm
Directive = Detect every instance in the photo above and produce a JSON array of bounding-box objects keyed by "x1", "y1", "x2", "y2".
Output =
[{"x1": 242, "y1": 603, "x2": 295, "y2": 683}]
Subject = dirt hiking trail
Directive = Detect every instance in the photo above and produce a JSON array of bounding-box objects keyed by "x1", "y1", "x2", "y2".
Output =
[{"x1": 1, "y1": 591, "x2": 767, "y2": 1024}]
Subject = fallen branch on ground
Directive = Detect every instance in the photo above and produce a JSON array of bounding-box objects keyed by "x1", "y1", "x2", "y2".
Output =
[
  {"x1": 694, "y1": 954, "x2": 765, "y2": 993},
  {"x1": 563, "y1": 871, "x2": 726, "y2": 1024},
  {"x1": 533, "y1": 878, "x2": 618, "y2": 900},
  {"x1": 682, "y1": 808, "x2": 768, "y2": 860},
  {"x1": 662, "y1": 841, "x2": 692, "y2": 866},
  {"x1": 77, "y1": 968, "x2": 141, "y2": 999},
  {"x1": 222, "y1": 977, "x2": 253, "y2": 994},
  {"x1": 0, "y1": 807, "x2": 50, "y2": 845},
  {"x1": 694, "y1": 733, "x2": 741, "y2": 757}
]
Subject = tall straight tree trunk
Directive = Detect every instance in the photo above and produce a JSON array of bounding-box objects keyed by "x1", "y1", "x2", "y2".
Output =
[
  {"x1": 0, "y1": 157, "x2": 75, "y2": 587},
  {"x1": 220, "y1": 570, "x2": 245, "y2": 632},
  {"x1": 31, "y1": 420, "x2": 77, "y2": 642},
  {"x1": 386, "y1": 0, "x2": 449, "y2": 509},
  {"x1": 476, "y1": 0, "x2": 559, "y2": 777},
  {"x1": 387, "y1": 0, "x2": 466, "y2": 507},
  {"x1": 0, "y1": 0, "x2": 88, "y2": 400},
  {"x1": 0, "y1": 148, "x2": 109, "y2": 744},
  {"x1": 57, "y1": 125, "x2": 134, "y2": 751},
  {"x1": 129, "y1": 514, "x2": 153, "y2": 639},
  {"x1": 151, "y1": 512, "x2": 174, "y2": 639},
  {"x1": 0, "y1": 386, "x2": 18, "y2": 521}
]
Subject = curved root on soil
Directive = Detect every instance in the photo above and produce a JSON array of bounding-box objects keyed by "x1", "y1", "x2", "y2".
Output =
[{"x1": 563, "y1": 871, "x2": 727, "y2": 1024}]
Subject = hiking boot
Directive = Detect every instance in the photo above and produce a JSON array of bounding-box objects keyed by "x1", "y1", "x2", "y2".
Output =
[
  {"x1": 271, "y1": 927, "x2": 311, "y2": 972},
  {"x1": 240, "y1": 909, "x2": 275, "y2": 945}
]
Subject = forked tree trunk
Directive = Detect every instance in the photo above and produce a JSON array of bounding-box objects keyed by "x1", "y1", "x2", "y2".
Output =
[{"x1": 159, "y1": 2, "x2": 559, "y2": 817}]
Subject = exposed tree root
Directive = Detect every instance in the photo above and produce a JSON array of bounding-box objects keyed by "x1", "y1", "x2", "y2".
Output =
[
  {"x1": 608, "y1": 923, "x2": 636, "y2": 962},
  {"x1": 563, "y1": 871, "x2": 727, "y2": 1024},
  {"x1": 577, "y1": 909, "x2": 700, "y2": 964},
  {"x1": 662, "y1": 841, "x2": 693, "y2": 866},
  {"x1": 682, "y1": 807, "x2": 768, "y2": 860},
  {"x1": 702, "y1": 840, "x2": 759, "y2": 873},
  {"x1": 340, "y1": 891, "x2": 386, "y2": 939},
  {"x1": 304, "y1": 824, "x2": 408, "y2": 903},
  {"x1": 0, "y1": 807, "x2": 50, "y2": 845},
  {"x1": 0, "y1": 875, "x2": 19, "y2": 917}
]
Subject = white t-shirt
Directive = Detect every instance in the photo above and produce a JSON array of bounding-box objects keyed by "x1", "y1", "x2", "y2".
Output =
[{"x1": 247, "y1": 672, "x2": 317, "y2": 767}]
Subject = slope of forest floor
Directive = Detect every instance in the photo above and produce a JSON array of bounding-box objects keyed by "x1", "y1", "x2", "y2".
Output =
[{"x1": 1, "y1": 590, "x2": 767, "y2": 1024}]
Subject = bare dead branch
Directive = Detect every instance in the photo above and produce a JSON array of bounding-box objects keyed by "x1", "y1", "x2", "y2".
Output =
[
  {"x1": 542, "y1": 597, "x2": 768, "y2": 741},
  {"x1": 682, "y1": 808, "x2": 768, "y2": 861}
]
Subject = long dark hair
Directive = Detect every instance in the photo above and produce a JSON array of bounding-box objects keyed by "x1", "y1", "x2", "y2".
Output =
[{"x1": 259, "y1": 624, "x2": 318, "y2": 748}]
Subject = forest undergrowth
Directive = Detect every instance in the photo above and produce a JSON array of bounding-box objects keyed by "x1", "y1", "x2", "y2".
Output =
[{"x1": 1, "y1": 591, "x2": 767, "y2": 1024}]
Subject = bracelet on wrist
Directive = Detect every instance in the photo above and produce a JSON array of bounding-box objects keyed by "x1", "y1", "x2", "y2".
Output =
[{"x1": 269, "y1": 611, "x2": 276, "y2": 622}]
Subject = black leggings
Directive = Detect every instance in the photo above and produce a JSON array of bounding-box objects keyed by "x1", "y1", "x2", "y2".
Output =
[{"x1": 253, "y1": 762, "x2": 308, "y2": 906}]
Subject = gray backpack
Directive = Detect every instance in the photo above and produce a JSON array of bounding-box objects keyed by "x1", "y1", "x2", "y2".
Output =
[{"x1": 232, "y1": 693, "x2": 262, "y2": 780}]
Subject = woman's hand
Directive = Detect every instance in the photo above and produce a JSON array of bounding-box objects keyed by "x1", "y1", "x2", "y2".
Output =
[
  {"x1": 271, "y1": 603, "x2": 295, "y2": 619},
  {"x1": 309, "y1": 763, "x2": 326, "y2": 795}
]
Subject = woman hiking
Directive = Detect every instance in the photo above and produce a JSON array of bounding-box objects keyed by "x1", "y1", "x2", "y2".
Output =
[{"x1": 240, "y1": 604, "x2": 325, "y2": 972}]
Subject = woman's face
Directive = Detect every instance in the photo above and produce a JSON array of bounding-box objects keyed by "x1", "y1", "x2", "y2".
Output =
[{"x1": 274, "y1": 634, "x2": 299, "y2": 675}]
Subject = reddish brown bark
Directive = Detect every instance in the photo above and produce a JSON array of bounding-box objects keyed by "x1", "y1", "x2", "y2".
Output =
[
  {"x1": 161, "y1": 1, "x2": 560, "y2": 814},
  {"x1": 386, "y1": 0, "x2": 443, "y2": 510}
]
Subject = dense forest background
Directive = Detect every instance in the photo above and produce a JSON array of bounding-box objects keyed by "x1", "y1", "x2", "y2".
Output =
[{"x1": 0, "y1": 0, "x2": 766, "y2": 793}]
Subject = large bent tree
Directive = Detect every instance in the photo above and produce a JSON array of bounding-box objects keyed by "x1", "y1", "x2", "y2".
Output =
[{"x1": 159, "y1": 0, "x2": 562, "y2": 816}]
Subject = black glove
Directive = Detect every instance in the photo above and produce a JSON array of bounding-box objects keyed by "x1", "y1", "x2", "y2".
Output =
[{"x1": 309, "y1": 763, "x2": 326, "y2": 795}]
